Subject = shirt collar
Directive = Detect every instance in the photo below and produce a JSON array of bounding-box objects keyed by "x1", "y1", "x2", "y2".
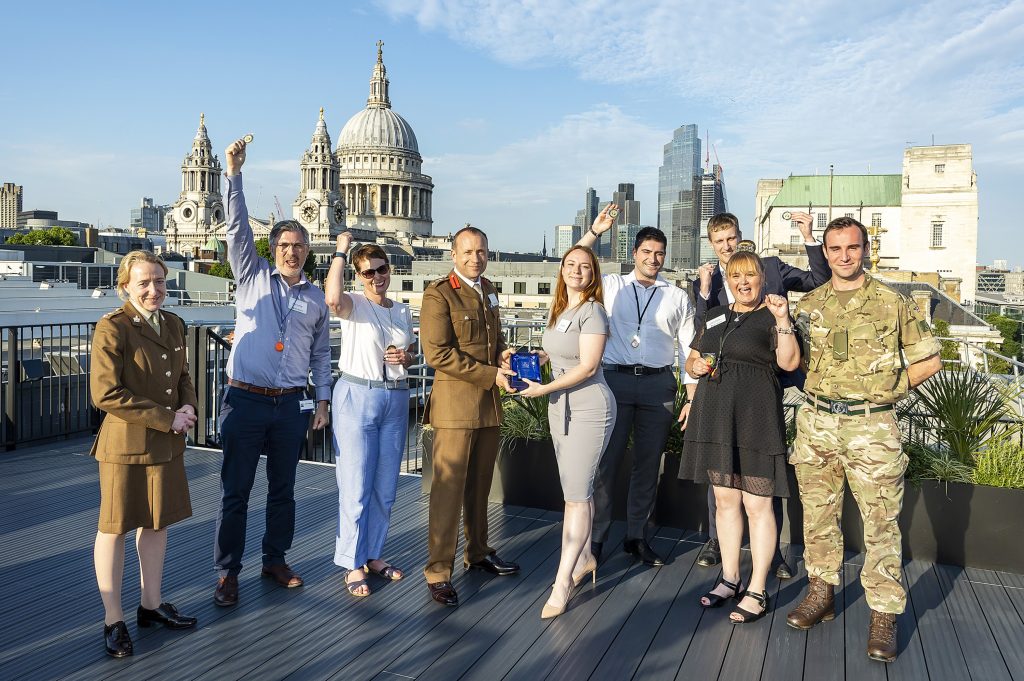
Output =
[
  {"x1": 270, "y1": 268, "x2": 310, "y2": 288},
  {"x1": 625, "y1": 270, "x2": 667, "y2": 289},
  {"x1": 127, "y1": 301, "x2": 159, "y2": 323},
  {"x1": 453, "y1": 268, "x2": 481, "y2": 288}
]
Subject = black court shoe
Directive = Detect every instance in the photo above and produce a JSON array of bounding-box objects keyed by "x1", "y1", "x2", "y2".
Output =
[
  {"x1": 699, "y1": 577, "x2": 744, "y2": 608},
  {"x1": 730, "y1": 590, "x2": 771, "y2": 624}
]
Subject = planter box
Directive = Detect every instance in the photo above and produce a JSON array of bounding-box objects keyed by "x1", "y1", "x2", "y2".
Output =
[{"x1": 422, "y1": 435, "x2": 1024, "y2": 572}]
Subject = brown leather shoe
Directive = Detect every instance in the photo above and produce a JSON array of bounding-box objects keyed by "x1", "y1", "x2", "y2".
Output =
[
  {"x1": 214, "y1": 575, "x2": 238, "y2": 607},
  {"x1": 867, "y1": 610, "x2": 898, "y2": 662},
  {"x1": 427, "y1": 581, "x2": 459, "y2": 607},
  {"x1": 261, "y1": 564, "x2": 304, "y2": 588},
  {"x1": 786, "y1": 576, "x2": 835, "y2": 630}
]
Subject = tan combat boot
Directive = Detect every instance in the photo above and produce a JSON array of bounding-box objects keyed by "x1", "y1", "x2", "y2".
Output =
[
  {"x1": 867, "y1": 611, "x2": 898, "y2": 662},
  {"x1": 786, "y1": 576, "x2": 835, "y2": 630}
]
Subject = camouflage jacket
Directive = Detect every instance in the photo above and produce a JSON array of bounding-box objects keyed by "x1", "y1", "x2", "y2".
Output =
[{"x1": 795, "y1": 274, "x2": 941, "y2": 404}]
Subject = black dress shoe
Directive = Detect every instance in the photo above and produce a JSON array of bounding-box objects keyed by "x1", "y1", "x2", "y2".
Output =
[
  {"x1": 104, "y1": 621, "x2": 133, "y2": 658},
  {"x1": 137, "y1": 602, "x2": 197, "y2": 629},
  {"x1": 466, "y1": 552, "x2": 520, "y2": 576},
  {"x1": 428, "y1": 581, "x2": 459, "y2": 606},
  {"x1": 214, "y1": 574, "x2": 238, "y2": 607},
  {"x1": 775, "y1": 559, "x2": 794, "y2": 580},
  {"x1": 591, "y1": 541, "x2": 603, "y2": 562},
  {"x1": 624, "y1": 538, "x2": 665, "y2": 566},
  {"x1": 697, "y1": 538, "x2": 721, "y2": 567}
]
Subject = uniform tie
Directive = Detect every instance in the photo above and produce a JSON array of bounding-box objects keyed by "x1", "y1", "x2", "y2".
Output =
[
  {"x1": 472, "y1": 282, "x2": 483, "y2": 301},
  {"x1": 147, "y1": 313, "x2": 160, "y2": 335}
]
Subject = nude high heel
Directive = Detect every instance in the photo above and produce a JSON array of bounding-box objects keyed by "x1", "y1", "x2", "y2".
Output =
[{"x1": 572, "y1": 556, "x2": 598, "y2": 588}]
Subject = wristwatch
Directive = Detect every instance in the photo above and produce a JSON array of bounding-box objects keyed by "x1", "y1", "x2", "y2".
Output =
[
  {"x1": 588, "y1": 226, "x2": 599, "y2": 238},
  {"x1": 333, "y1": 251, "x2": 346, "y2": 258}
]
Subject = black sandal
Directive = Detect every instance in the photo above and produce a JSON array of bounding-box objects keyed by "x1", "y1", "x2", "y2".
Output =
[
  {"x1": 700, "y1": 577, "x2": 744, "y2": 608},
  {"x1": 730, "y1": 589, "x2": 770, "y2": 623}
]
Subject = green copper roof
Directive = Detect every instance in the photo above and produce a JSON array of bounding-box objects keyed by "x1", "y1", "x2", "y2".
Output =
[{"x1": 770, "y1": 174, "x2": 902, "y2": 208}]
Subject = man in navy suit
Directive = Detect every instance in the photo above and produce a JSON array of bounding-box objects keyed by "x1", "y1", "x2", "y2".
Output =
[{"x1": 686, "y1": 211, "x2": 830, "y2": 576}]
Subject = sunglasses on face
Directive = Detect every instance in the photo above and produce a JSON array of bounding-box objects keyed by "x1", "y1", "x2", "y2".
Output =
[{"x1": 358, "y1": 264, "x2": 391, "y2": 279}]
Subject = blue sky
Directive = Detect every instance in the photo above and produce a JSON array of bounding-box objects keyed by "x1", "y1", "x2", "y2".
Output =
[{"x1": 2, "y1": 1, "x2": 1022, "y2": 265}]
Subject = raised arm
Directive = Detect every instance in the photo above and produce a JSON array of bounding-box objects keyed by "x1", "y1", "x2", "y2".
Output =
[
  {"x1": 765, "y1": 294, "x2": 800, "y2": 371},
  {"x1": 325, "y1": 231, "x2": 355, "y2": 318},
  {"x1": 778, "y1": 211, "x2": 831, "y2": 292},
  {"x1": 224, "y1": 138, "x2": 261, "y2": 283},
  {"x1": 575, "y1": 203, "x2": 619, "y2": 250}
]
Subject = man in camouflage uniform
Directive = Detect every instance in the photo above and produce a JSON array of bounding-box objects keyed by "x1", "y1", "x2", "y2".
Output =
[{"x1": 787, "y1": 216, "x2": 941, "y2": 663}]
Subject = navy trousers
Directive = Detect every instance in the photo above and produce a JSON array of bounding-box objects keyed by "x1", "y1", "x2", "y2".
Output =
[{"x1": 214, "y1": 387, "x2": 310, "y2": 577}]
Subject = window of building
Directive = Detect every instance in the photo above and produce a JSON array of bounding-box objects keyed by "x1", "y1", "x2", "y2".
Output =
[
  {"x1": 790, "y1": 235, "x2": 802, "y2": 246},
  {"x1": 538, "y1": 302, "x2": 547, "y2": 308},
  {"x1": 790, "y1": 220, "x2": 800, "y2": 231},
  {"x1": 493, "y1": 281, "x2": 502, "y2": 293},
  {"x1": 931, "y1": 222, "x2": 943, "y2": 247},
  {"x1": 871, "y1": 213, "x2": 882, "y2": 227},
  {"x1": 402, "y1": 298, "x2": 409, "y2": 304},
  {"x1": 844, "y1": 212, "x2": 854, "y2": 218},
  {"x1": 538, "y1": 282, "x2": 551, "y2": 295},
  {"x1": 817, "y1": 213, "x2": 827, "y2": 229},
  {"x1": 402, "y1": 280, "x2": 413, "y2": 291},
  {"x1": 422, "y1": 280, "x2": 431, "y2": 290},
  {"x1": 514, "y1": 302, "x2": 523, "y2": 308},
  {"x1": 514, "y1": 282, "x2": 526, "y2": 294},
  {"x1": 934, "y1": 164, "x2": 945, "y2": 174}
]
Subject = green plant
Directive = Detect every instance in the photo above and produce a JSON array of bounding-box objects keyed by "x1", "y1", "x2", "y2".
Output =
[
  {"x1": 973, "y1": 438, "x2": 1024, "y2": 489},
  {"x1": 903, "y1": 441, "x2": 974, "y2": 486},
  {"x1": 664, "y1": 374, "x2": 688, "y2": 456},
  {"x1": 931, "y1": 319, "x2": 962, "y2": 363},
  {"x1": 907, "y1": 368, "x2": 1020, "y2": 465},
  {"x1": 498, "y1": 359, "x2": 554, "y2": 453}
]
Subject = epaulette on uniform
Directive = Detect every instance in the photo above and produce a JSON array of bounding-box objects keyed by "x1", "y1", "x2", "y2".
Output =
[
  {"x1": 429, "y1": 276, "x2": 451, "y2": 289},
  {"x1": 102, "y1": 308, "x2": 124, "y2": 319}
]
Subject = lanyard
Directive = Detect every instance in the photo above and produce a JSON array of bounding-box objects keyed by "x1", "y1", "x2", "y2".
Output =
[
  {"x1": 270, "y1": 276, "x2": 301, "y2": 351},
  {"x1": 710, "y1": 306, "x2": 754, "y2": 379},
  {"x1": 631, "y1": 283, "x2": 659, "y2": 336}
]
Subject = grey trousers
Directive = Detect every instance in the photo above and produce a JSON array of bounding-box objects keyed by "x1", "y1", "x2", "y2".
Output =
[{"x1": 592, "y1": 369, "x2": 677, "y2": 543}]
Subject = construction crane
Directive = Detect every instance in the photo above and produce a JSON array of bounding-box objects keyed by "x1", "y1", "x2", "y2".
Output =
[{"x1": 274, "y1": 196, "x2": 286, "y2": 223}]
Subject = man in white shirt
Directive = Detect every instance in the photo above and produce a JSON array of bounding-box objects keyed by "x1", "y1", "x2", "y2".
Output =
[{"x1": 577, "y1": 208, "x2": 695, "y2": 566}]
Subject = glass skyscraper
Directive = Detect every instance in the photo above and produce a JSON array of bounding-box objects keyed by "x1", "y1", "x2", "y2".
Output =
[{"x1": 658, "y1": 125, "x2": 702, "y2": 270}]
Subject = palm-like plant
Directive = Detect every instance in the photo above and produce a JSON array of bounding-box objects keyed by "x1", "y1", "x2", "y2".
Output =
[{"x1": 906, "y1": 368, "x2": 1022, "y2": 465}]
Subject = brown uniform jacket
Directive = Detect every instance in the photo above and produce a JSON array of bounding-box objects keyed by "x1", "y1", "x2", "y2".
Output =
[
  {"x1": 421, "y1": 272, "x2": 507, "y2": 429},
  {"x1": 89, "y1": 301, "x2": 199, "y2": 465}
]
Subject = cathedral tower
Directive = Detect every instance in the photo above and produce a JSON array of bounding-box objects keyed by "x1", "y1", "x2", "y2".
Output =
[
  {"x1": 293, "y1": 108, "x2": 343, "y2": 243},
  {"x1": 166, "y1": 114, "x2": 225, "y2": 254}
]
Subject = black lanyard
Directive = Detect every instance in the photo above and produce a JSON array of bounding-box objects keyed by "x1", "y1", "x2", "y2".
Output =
[
  {"x1": 631, "y1": 283, "x2": 659, "y2": 336},
  {"x1": 711, "y1": 307, "x2": 753, "y2": 380}
]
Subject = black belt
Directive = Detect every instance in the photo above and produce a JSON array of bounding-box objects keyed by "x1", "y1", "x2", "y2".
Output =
[
  {"x1": 808, "y1": 394, "x2": 894, "y2": 416},
  {"x1": 228, "y1": 379, "x2": 305, "y2": 396},
  {"x1": 604, "y1": 364, "x2": 672, "y2": 376}
]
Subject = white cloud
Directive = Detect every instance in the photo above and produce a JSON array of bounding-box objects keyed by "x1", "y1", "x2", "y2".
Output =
[
  {"x1": 425, "y1": 104, "x2": 665, "y2": 244},
  {"x1": 380, "y1": 0, "x2": 1024, "y2": 258}
]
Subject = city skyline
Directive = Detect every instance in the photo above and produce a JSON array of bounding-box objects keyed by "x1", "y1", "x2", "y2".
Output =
[{"x1": 1, "y1": 1, "x2": 1022, "y2": 265}]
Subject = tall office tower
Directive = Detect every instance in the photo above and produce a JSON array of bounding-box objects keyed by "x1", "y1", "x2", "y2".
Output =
[
  {"x1": 130, "y1": 197, "x2": 165, "y2": 232},
  {"x1": 611, "y1": 182, "x2": 641, "y2": 261},
  {"x1": 1, "y1": 182, "x2": 24, "y2": 229},
  {"x1": 616, "y1": 224, "x2": 643, "y2": 261},
  {"x1": 554, "y1": 224, "x2": 580, "y2": 257},
  {"x1": 658, "y1": 124, "x2": 702, "y2": 269},
  {"x1": 697, "y1": 164, "x2": 728, "y2": 263}
]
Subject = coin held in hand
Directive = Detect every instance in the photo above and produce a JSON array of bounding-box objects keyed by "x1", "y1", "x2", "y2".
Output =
[
  {"x1": 781, "y1": 211, "x2": 792, "y2": 220},
  {"x1": 242, "y1": 133, "x2": 254, "y2": 144},
  {"x1": 608, "y1": 207, "x2": 620, "y2": 220}
]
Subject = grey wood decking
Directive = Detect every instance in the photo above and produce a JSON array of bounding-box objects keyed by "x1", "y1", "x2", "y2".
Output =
[{"x1": 1, "y1": 439, "x2": 1022, "y2": 680}]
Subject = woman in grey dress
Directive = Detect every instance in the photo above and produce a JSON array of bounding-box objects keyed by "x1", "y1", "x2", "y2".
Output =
[{"x1": 517, "y1": 245, "x2": 616, "y2": 619}]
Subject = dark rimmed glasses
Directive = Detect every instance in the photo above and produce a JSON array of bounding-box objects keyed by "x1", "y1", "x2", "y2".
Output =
[{"x1": 358, "y1": 264, "x2": 391, "y2": 279}]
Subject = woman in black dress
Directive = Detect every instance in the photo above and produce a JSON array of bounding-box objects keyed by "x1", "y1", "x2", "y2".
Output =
[{"x1": 678, "y1": 251, "x2": 800, "y2": 623}]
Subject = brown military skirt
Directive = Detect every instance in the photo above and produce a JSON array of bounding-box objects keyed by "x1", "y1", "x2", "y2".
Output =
[{"x1": 97, "y1": 456, "x2": 192, "y2": 534}]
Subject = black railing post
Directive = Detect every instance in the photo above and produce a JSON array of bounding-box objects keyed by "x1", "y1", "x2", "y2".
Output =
[
  {"x1": 4, "y1": 327, "x2": 18, "y2": 451},
  {"x1": 188, "y1": 325, "x2": 208, "y2": 447}
]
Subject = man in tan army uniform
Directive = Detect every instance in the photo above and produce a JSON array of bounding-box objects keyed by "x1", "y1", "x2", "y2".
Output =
[
  {"x1": 787, "y1": 216, "x2": 941, "y2": 662},
  {"x1": 419, "y1": 226, "x2": 520, "y2": 607}
]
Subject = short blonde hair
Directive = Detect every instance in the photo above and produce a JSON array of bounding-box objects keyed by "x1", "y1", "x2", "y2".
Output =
[
  {"x1": 724, "y1": 250, "x2": 764, "y2": 279},
  {"x1": 116, "y1": 250, "x2": 167, "y2": 299}
]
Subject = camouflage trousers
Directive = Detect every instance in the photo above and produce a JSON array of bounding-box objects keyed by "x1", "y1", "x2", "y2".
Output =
[{"x1": 790, "y1": 404, "x2": 907, "y2": 614}]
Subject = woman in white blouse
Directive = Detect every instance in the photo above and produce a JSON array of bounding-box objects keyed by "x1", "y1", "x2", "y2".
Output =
[{"x1": 325, "y1": 232, "x2": 416, "y2": 597}]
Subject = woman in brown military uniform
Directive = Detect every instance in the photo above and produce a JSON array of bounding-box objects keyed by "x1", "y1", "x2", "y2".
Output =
[{"x1": 90, "y1": 251, "x2": 199, "y2": 658}]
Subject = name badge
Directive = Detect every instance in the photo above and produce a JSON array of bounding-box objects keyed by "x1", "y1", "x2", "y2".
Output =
[
  {"x1": 488, "y1": 293, "x2": 499, "y2": 308},
  {"x1": 556, "y1": 318, "x2": 572, "y2": 333},
  {"x1": 291, "y1": 299, "x2": 308, "y2": 314},
  {"x1": 706, "y1": 314, "x2": 727, "y2": 329},
  {"x1": 299, "y1": 399, "x2": 315, "y2": 413}
]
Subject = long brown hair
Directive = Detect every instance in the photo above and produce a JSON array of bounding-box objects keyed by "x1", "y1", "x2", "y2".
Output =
[{"x1": 548, "y1": 245, "x2": 603, "y2": 327}]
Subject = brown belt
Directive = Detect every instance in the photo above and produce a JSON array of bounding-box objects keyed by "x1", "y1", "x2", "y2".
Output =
[{"x1": 228, "y1": 379, "x2": 305, "y2": 396}]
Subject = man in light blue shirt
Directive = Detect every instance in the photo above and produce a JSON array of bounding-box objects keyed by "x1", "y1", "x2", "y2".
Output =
[{"x1": 212, "y1": 137, "x2": 331, "y2": 607}]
